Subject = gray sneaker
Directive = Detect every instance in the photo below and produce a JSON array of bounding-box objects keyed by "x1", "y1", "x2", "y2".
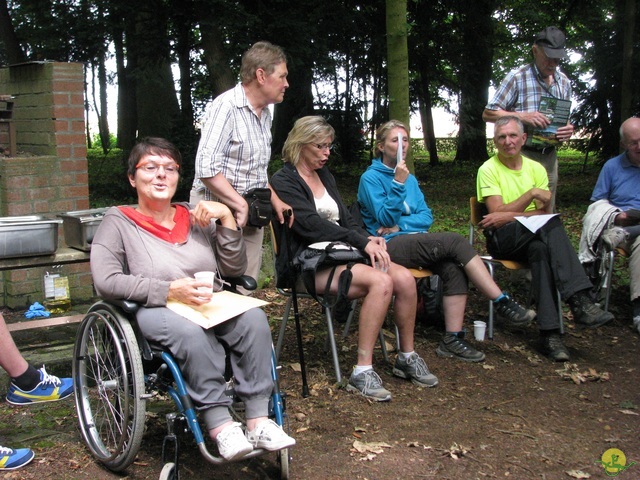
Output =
[
  {"x1": 633, "y1": 315, "x2": 640, "y2": 335},
  {"x1": 436, "y1": 331, "x2": 486, "y2": 362},
  {"x1": 601, "y1": 226, "x2": 628, "y2": 251},
  {"x1": 392, "y1": 352, "x2": 439, "y2": 388},
  {"x1": 346, "y1": 369, "x2": 392, "y2": 402}
]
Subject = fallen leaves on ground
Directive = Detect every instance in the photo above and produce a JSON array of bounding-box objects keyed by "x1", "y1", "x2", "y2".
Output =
[
  {"x1": 566, "y1": 469, "x2": 591, "y2": 479},
  {"x1": 556, "y1": 364, "x2": 610, "y2": 384},
  {"x1": 444, "y1": 442, "x2": 468, "y2": 459},
  {"x1": 351, "y1": 440, "x2": 392, "y2": 460}
]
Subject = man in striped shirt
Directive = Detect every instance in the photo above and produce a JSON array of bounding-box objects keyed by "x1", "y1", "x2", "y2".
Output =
[
  {"x1": 483, "y1": 26, "x2": 575, "y2": 212},
  {"x1": 192, "y1": 41, "x2": 293, "y2": 291}
]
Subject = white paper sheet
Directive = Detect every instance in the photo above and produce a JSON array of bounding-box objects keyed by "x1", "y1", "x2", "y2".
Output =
[
  {"x1": 514, "y1": 213, "x2": 560, "y2": 233},
  {"x1": 167, "y1": 290, "x2": 268, "y2": 329}
]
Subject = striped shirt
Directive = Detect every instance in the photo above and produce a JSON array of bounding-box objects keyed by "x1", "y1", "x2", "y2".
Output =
[{"x1": 193, "y1": 83, "x2": 272, "y2": 200}]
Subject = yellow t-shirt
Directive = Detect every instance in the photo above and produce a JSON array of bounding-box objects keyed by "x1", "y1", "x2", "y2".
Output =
[{"x1": 476, "y1": 155, "x2": 549, "y2": 212}]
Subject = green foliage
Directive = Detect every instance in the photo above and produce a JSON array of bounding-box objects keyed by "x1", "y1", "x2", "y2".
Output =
[
  {"x1": 89, "y1": 132, "x2": 117, "y2": 150},
  {"x1": 87, "y1": 146, "x2": 137, "y2": 207},
  {"x1": 3, "y1": 0, "x2": 636, "y2": 164}
]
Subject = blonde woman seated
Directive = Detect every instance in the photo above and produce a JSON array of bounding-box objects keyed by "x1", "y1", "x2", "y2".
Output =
[{"x1": 271, "y1": 116, "x2": 438, "y2": 402}]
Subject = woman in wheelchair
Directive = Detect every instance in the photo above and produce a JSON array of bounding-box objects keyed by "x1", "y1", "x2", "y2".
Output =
[
  {"x1": 271, "y1": 116, "x2": 438, "y2": 403},
  {"x1": 90, "y1": 137, "x2": 295, "y2": 461}
]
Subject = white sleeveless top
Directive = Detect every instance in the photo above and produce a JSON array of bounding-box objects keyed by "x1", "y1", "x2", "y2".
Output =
[{"x1": 314, "y1": 189, "x2": 340, "y2": 225}]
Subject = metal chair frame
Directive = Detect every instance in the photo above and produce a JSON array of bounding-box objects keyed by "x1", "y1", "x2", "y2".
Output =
[
  {"x1": 594, "y1": 247, "x2": 628, "y2": 312},
  {"x1": 269, "y1": 224, "x2": 389, "y2": 383}
]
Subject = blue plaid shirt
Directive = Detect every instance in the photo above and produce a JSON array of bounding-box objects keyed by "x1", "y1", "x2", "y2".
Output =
[{"x1": 486, "y1": 63, "x2": 572, "y2": 146}]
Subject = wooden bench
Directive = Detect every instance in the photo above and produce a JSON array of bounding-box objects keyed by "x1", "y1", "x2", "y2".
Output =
[{"x1": 7, "y1": 314, "x2": 84, "y2": 332}]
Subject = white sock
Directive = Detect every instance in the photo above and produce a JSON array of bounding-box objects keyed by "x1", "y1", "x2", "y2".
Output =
[
  {"x1": 398, "y1": 351, "x2": 415, "y2": 361},
  {"x1": 352, "y1": 365, "x2": 373, "y2": 376}
]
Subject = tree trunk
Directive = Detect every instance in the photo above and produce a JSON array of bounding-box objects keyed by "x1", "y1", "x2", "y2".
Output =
[
  {"x1": 385, "y1": 0, "x2": 412, "y2": 169},
  {"x1": 98, "y1": 56, "x2": 111, "y2": 153},
  {"x1": 418, "y1": 93, "x2": 439, "y2": 166},
  {"x1": 619, "y1": 0, "x2": 636, "y2": 125},
  {"x1": 174, "y1": 0, "x2": 194, "y2": 127},
  {"x1": 131, "y1": 0, "x2": 180, "y2": 139},
  {"x1": 0, "y1": 0, "x2": 27, "y2": 64},
  {"x1": 272, "y1": 66, "x2": 314, "y2": 158},
  {"x1": 114, "y1": 28, "x2": 137, "y2": 151},
  {"x1": 197, "y1": 6, "x2": 235, "y2": 99},
  {"x1": 454, "y1": 0, "x2": 494, "y2": 162}
]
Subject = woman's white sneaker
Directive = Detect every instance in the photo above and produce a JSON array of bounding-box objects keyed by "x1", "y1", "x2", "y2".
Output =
[
  {"x1": 246, "y1": 419, "x2": 296, "y2": 451},
  {"x1": 215, "y1": 422, "x2": 253, "y2": 461}
]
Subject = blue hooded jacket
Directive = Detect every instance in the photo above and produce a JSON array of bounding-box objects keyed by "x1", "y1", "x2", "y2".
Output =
[{"x1": 357, "y1": 158, "x2": 433, "y2": 240}]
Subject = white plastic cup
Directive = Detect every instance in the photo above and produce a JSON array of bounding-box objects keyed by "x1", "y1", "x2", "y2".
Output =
[
  {"x1": 194, "y1": 271, "x2": 215, "y2": 294},
  {"x1": 473, "y1": 321, "x2": 487, "y2": 341}
]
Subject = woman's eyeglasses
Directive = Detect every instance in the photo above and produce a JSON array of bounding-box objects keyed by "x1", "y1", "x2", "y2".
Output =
[
  {"x1": 135, "y1": 161, "x2": 180, "y2": 175},
  {"x1": 312, "y1": 143, "x2": 334, "y2": 151}
]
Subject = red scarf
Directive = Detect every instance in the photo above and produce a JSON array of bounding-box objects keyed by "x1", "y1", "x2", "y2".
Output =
[{"x1": 119, "y1": 204, "x2": 190, "y2": 243}]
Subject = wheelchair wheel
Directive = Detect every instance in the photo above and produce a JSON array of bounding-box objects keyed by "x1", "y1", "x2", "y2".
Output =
[
  {"x1": 278, "y1": 448, "x2": 290, "y2": 479},
  {"x1": 159, "y1": 462, "x2": 176, "y2": 480},
  {"x1": 73, "y1": 302, "x2": 146, "y2": 472}
]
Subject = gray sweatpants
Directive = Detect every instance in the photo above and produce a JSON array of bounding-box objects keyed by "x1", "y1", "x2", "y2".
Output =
[{"x1": 136, "y1": 306, "x2": 273, "y2": 430}]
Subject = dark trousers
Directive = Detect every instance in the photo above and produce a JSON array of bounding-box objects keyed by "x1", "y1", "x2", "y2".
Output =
[
  {"x1": 486, "y1": 216, "x2": 592, "y2": 330},
  {"x1": 387, "y1": 232, "x2": 477, "y2": 296}
]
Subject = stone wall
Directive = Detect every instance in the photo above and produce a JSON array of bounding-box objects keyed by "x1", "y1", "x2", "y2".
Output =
[{"x1": 0, "y1": 61, "x2": 93, "y2": 308}]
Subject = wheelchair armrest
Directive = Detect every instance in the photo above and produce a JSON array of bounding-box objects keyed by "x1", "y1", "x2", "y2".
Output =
[
  {"x1": 222, "y1": 275, "x2": 257, "y2": 292},
  {"x1": 111, "y1": 299, "x2": 141, "y2": 314}
]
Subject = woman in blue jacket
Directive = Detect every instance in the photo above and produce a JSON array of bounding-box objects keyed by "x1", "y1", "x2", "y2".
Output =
[{"x1": 357, "y1": 120, "x2": 535, "y2": 362}]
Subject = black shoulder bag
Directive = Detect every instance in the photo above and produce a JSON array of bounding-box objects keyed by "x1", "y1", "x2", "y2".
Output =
[
  {"x1": 243, "y1": 188, "x2": 273, "y2": 228},
  {"x1": 293, "y1": 241, "x2": 369, "y2": 318}
]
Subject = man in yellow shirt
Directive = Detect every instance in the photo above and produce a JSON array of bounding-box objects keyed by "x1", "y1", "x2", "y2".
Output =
[{"x1": 476, "y1": 116, "x2": 613, "y2": 361}]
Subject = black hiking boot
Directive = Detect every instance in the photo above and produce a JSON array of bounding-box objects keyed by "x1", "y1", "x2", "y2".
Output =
[
  {"x1": 540, "y1": 332, "x2": 570, "y2": 362},
  {"x1": 567, "y1": 290, "x2": 614, "y2": 328}
]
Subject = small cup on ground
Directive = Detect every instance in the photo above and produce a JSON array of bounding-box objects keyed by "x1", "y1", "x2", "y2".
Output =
[
  {"x1": 194, "y1": 271, "x2": 215, "y2": 294},
  {"x1": 473, "y1": 321, "x2": 487, "y2": 341}
]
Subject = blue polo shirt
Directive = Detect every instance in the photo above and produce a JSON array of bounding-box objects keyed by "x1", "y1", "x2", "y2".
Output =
[{"x1": 591, "y1": 152, "x2": 640, "y2": 211}]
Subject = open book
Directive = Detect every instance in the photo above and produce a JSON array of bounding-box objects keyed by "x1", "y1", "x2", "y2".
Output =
[
  {"x1": 167, "y1": 290, "x2": 268, "y2": 329},
  {"x1": 529, "y1": 96, "x2": 571, "y2": 147}
]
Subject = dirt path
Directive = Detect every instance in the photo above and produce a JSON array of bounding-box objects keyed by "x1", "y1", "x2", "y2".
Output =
[{"x1": 1, "y1": 289, "x2": 638, "y2": 479}]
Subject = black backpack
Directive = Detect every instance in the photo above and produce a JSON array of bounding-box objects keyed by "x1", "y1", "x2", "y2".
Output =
[{"x1": 416, "y1": 275, "x2": 445, "y2": 328}]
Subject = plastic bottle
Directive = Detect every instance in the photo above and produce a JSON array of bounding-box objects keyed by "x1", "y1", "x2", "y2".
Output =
[{"x1": 43, "y1": 269, "x2": 71, "y2": 313}]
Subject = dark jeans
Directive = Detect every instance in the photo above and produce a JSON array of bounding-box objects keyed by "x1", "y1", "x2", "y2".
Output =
[
  {"x1": 387, "y1": 232, "x2": 477, "y2": 296},
  {"x1": 485, "y1": 216, "x2": 592, "y2": 330}
]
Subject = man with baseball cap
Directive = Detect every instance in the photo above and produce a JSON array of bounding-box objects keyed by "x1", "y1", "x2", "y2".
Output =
[{"x1": 483, "y1": 26, "x2": 574, "y2": 212}]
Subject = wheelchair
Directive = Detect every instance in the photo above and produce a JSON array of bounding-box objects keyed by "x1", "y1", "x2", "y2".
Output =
[{"x1": 72, "y1": 279, "x2": 291, "y2": 479}]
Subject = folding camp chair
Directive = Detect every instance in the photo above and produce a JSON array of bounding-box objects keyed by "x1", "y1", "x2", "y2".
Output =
[{"x1": 269, "y1": 222, "x2": 389, "y2": 385}]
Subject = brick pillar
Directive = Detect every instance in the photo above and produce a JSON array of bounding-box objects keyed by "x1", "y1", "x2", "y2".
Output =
[{"x1": 0, "y1": 62, "x2": 93, "y2": 308}]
